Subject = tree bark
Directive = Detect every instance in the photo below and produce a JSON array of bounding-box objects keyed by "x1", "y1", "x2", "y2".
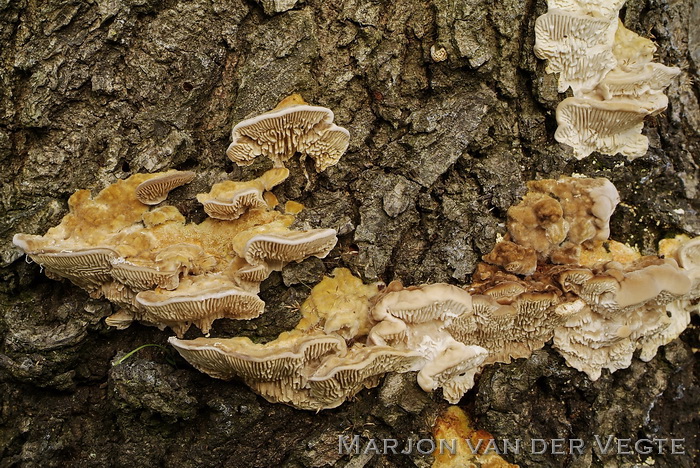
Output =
[{"x1": 0, "y1": 0, "x2": 698, "y2": 467}]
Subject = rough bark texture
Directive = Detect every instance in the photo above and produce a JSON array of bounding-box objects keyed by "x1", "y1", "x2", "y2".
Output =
[{"x1": 0, "y1": 0, "x2": 698, "y2": 467}]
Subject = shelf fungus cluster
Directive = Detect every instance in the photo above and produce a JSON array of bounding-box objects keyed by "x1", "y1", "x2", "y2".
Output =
[
  {"x1": 9, "y1": 94, "x2": 697, "y2": 411},
  {"x1": 13, "y1": 96, "x2": 350, "y2": 338},
  {"x1": 167, "y1": 176, "x2": 699, "y2": 410},
  {"x1": 13, "y1": 167, "x2": 338, "y2": 338},
  {"x1": 535, "y1": 0, "x2": 680, "y2": 159}
]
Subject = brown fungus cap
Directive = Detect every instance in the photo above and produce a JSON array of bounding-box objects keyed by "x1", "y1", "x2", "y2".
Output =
[
  {"x1": 483, "y1": 241, "x2": 538, "y2": 276},
  {"x1": 503, "y1": 176, "x2": 620, "y2": 264}
]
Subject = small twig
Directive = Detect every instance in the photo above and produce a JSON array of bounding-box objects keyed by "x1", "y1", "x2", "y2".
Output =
[{"x1": 112, "y1": 343, "x2": 174, "y2": 366}]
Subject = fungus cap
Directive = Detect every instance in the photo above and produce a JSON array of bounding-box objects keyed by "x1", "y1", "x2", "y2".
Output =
[
  {"x1": 534, "y1": 9, "x2": 618, "y2": 94},
  {"x1": 135, "y1": 170, "x2": 196, "y2": 205},
  {"x1": 169, "y1": 333, "x2": 347, "y2": 381},
  {"x1": 372, "y1": 283, "x2": 473, "y2": 323},
  {"x1": 555, "y1": 97, "x2": 656, "y2": 160},
  {"x1": 238, "y1": 228, "x2": 338, "y2": 266},
  {"x1": 226, "y1": 94, "x2": 349, "y2": 172},
  {"x1": 196, "y1": 168, "x2": 289, "y2": 220},
  {"x1": 307, "y1": 345, "x2": 422, "y2": 407},
  {"x1": 135, "y1": 276, "x2": 266, "y2": 336},
  {"x1": 416, "y1": 340, "x2": 488, "y2": 393}
]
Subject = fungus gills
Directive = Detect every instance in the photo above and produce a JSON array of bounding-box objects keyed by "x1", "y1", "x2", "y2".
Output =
[
  {"x1": 226, "y1": 94, "x2": 350, "y2": 172},
  {"x1": 15, "y1": 167, "x2": 698, "y2": 410},
  {"x1": 13, "y1": 167, "x2": 337, "y2": 338},
  {"x1": 167, "y1": 176, "x2": 699, "y2": 410},
  {"x1": 535, "y1": 1, "x2": 680, "y2": 159}
]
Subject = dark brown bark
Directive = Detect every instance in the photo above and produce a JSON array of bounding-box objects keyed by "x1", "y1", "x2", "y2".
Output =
[{"x1": 0, "y1": 0, "x2": 698, "y2": 467}]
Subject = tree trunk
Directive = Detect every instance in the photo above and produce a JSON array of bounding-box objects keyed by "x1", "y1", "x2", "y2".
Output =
[{"x1": 0, "y1": 0, "x2": 697, "y2": 467}]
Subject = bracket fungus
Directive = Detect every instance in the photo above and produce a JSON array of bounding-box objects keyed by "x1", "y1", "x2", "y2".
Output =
[
  {"x1": 226, "y1": 94, "x2": 350, "y2": 172},
  {"x1": 196, "y1": 168, "x2": 289, "y2": 220},
  {"x1": 168, "y1": 176, "x2": 698, "y2": 410},
  {"x1": 135, "y1": 170, "x2": 196, "y2": 205},
  {"x1": 134, "y1": 276, "x2": 266, "y2": 336},
  {"x1": 534, "y1": 9, "x2": 618, "y2": 94},
  {"x1": 535, "y1": 1, "x2": 680, "y2": 159},
  {"x1": 232, "y1": 226, "x2": 338, "y2": 268},
  {"x1": 168, "y1": 332, "x2": 347, "y2": 381},
  {"x1": 504, "y1": 176, "x2": 620, "y2": 265},
  {"x1": 307, "y1": 345, "x2": 423, "y2": 409},
  {"x1": 13, "y1": 166, "x2": 338, "y2": 338},
  {"x1": 416, "y1": 341, "x2": 488, "y2": 403},
  {"x1": 14, "y1": 156, "x2": 698, "y2": 410},
  {"x1": 554, "y1": 96, "x2": 661, "y2": 159}
]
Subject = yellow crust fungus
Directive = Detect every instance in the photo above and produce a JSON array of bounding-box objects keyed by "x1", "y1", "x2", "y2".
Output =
[
  {"x1": 432, "y1": 406, "x2": 518, "y2": 468},
  {"x1": 295, "y1": 267, "x2": 380, "y2": 339},
  {"x1": 13, "y1": 169, "x2": 337, "y2": 337}
]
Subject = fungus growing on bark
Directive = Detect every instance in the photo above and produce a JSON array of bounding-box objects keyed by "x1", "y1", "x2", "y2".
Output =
[
  {"x1": 482, "y1": 241, "x2": 538, "y2": 276},
  {"x1": 197, "y1": 168, "x2": 289, "y2": 220},
  {"x1": 134, "y1": 276, "x2": 266, "y2": 336},
  {"x1": 554, "y1": 97, "x2": 659, "y2": 159},
  {"x1": 233, "y1": 225, "x2": 338, "y2": 268},
  {"x1": 596, "y1": 63, "x2": 681, "y2": 101},
  {"x1": 364, "y1": 282, "x2": 485, "y2": 404},
  {"x1": 430, "y1": 45, "x2": 448, "y2": 62},
  {"x1": 226, "y1": 94, "x2": 350, "y2": 171},
  {"x1": 416, "y1": 340, "x2": 488, "y2": 404},
  {"x1": 307, "y1": 344, "x2": 423, "y2": 409},
  {"x1": 534, "y1": 9, "x2": 618, "y2": 94},
  {"x1": 502, "y1": 176, "x2": 619, "y2": 265},
  {"x1": 141, "y1": 205, "x2": 186, "y2": 228},
  {"x1": 551, "y1": 255, "x2": 694, "y2": 379},
  {"x1": 135, "y1": 170, "x2": 196, "y2": 205},
  {"x1": 445, "y1": 291, "x2": 570, "y2": 365},
  {"x1": 168, "y1": 332, "x2": 347, "y2": 381},
  {"x1": 168, "y1": 175, "x2": 697, "y2": 409},
  {"x1": 609, "y1": 258, "x2": 691, "y2": 310},
  {"x1": 673, "y1": 235, "x2": 700, "y2": 282},
  {"x1": 13, "y1": 168, "x2": 337, "y2": 337},
  {"x1": 16, "y1": 168, "x2": 698, "y2": 411},
  {"x1": 534, "y1": 1, "x2": 680, "y2": 159},
  {"x1": 371, "y1": 283, "x2": 474, "y2": 324},
  {"x1": 433, "y1": 406, "x2": 518, "y2": 468},
  {"x1": 296, "y1": 267, "x2": 380, "y2": 339},
  {"x1": 10, "y1": 245, "x2": 118, "y2": 293}
]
